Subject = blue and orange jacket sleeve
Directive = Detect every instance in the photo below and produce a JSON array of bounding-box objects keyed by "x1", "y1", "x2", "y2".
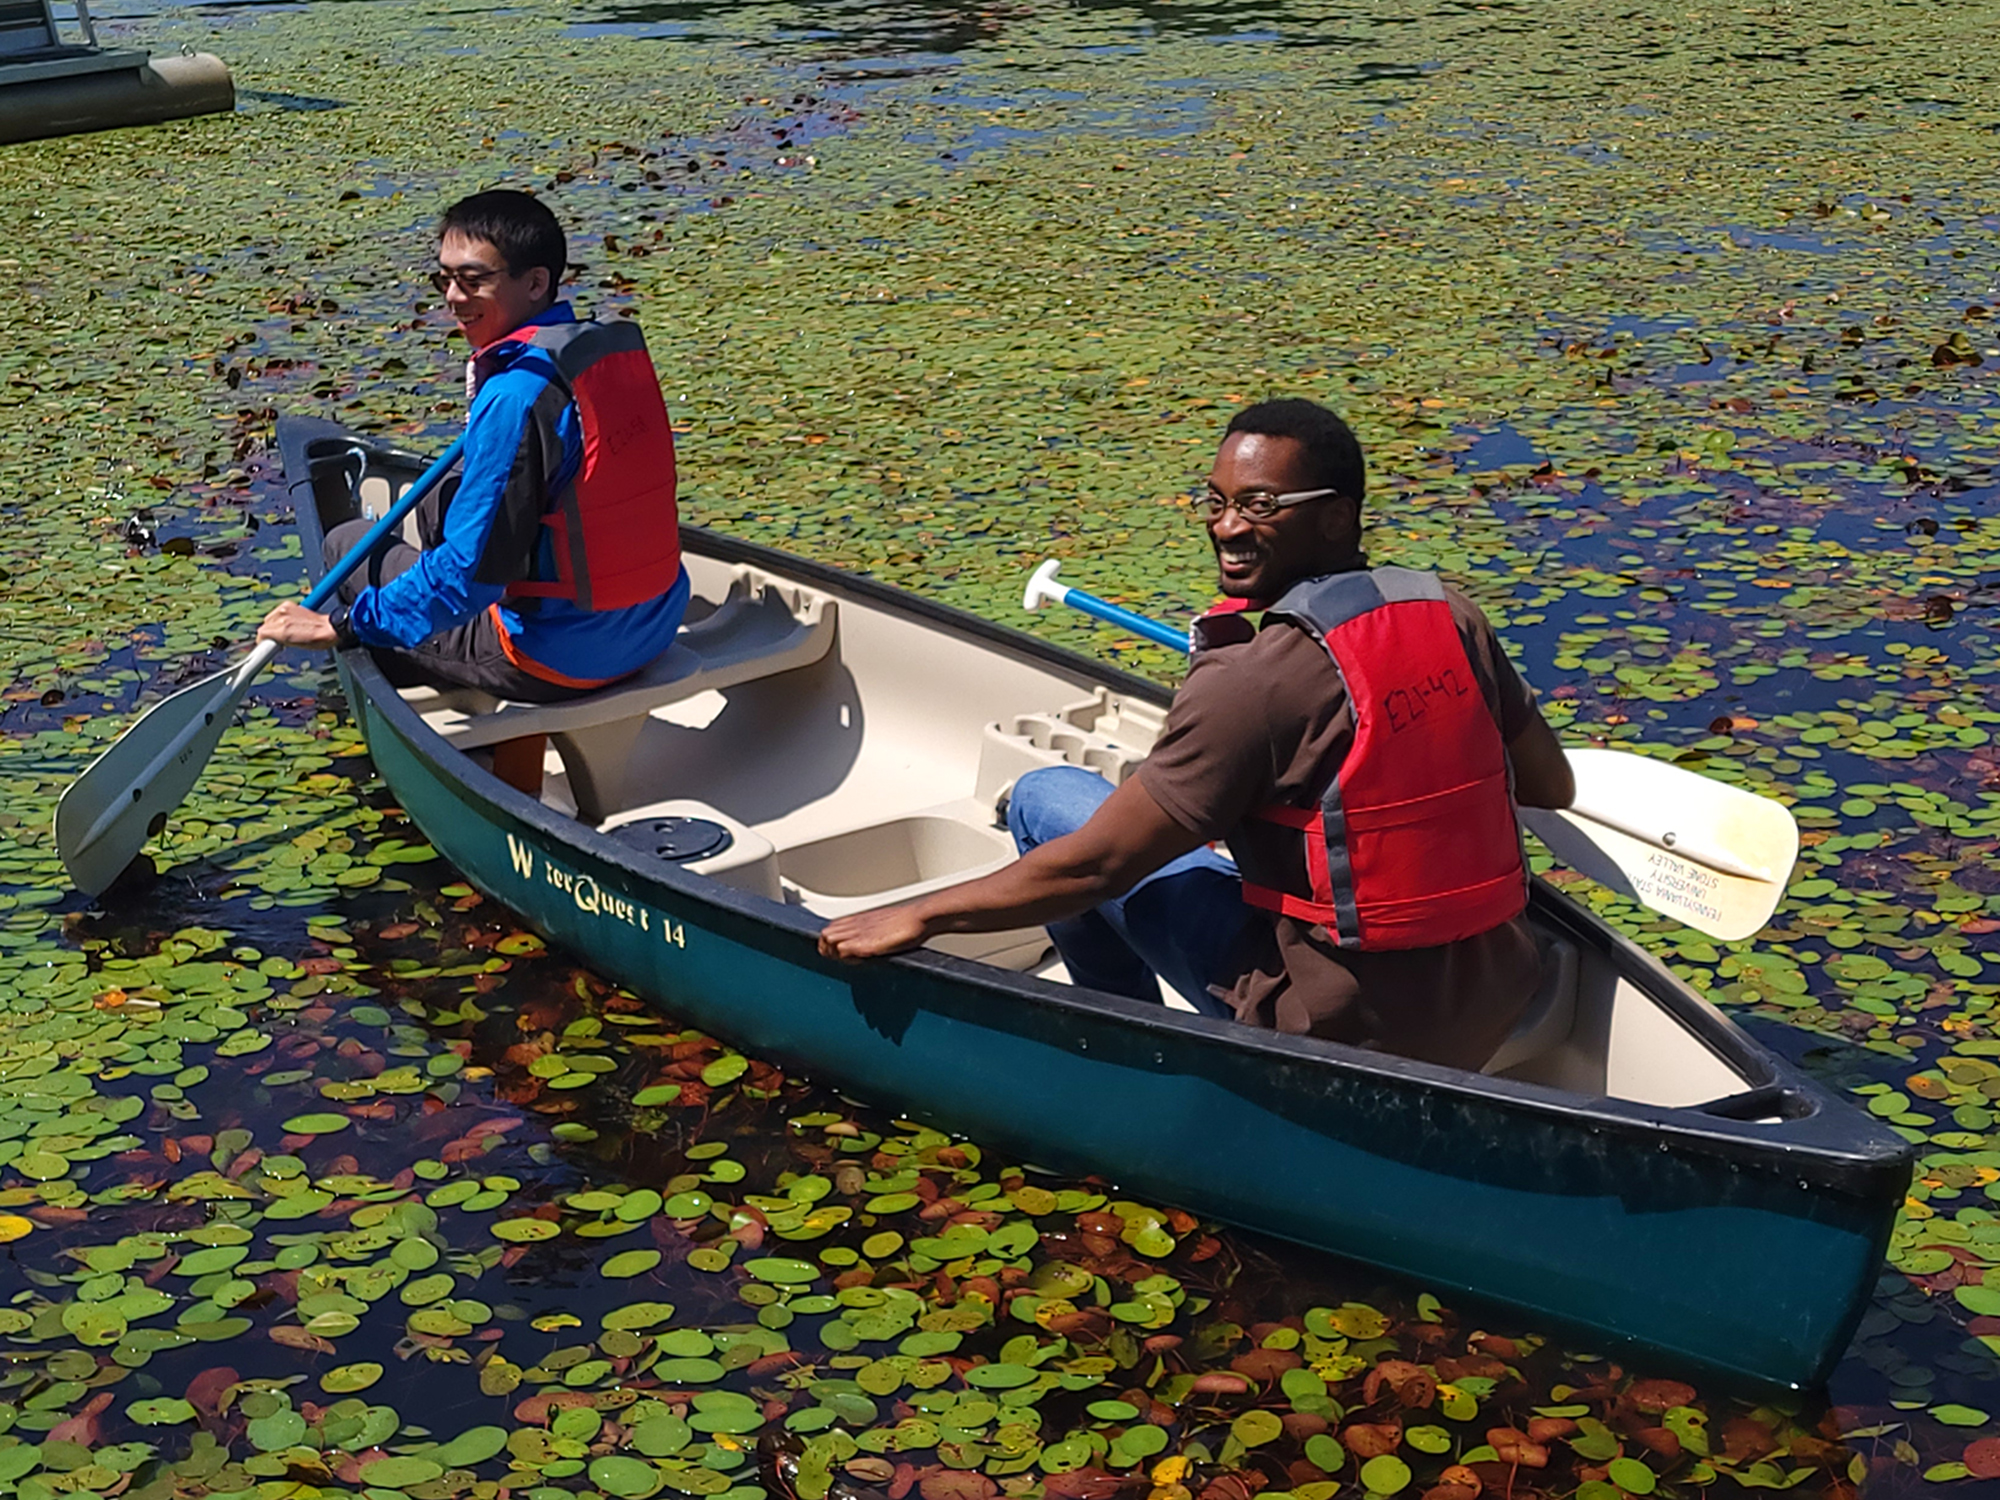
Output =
[{"x1": 347, "y1": 363, "x2": 572, "y2": 649}]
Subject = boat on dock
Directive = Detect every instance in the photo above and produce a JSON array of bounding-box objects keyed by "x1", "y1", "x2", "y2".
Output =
[
  {"x1": 0, "y1": 0, "x2": 229, "y2": 144},
  {"x1": 278, "y1": 414, "x2": 1914, "y2": 1390}
]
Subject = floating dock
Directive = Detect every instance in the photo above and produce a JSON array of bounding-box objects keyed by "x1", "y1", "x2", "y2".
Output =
[{"x1": 1, "y1": 0, "x2": 231, "y2": 144}]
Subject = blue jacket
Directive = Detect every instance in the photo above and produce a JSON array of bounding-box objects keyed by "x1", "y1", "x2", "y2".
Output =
[{"x1": 349, "y1": 303, "x2": 688, "y2": 685}]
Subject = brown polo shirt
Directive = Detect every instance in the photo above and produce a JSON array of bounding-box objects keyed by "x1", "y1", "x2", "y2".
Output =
[{"x1": 1134, "y1": 581, "x2": 1546, "y2": 1071}]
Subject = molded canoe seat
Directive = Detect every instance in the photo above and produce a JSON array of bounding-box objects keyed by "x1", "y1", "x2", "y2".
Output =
[
  {"x1": 403, "y1": 575, "x2": 837, "y2": 822},
  {"x1": 1483, "y1": 934, "x2": 1580, "y2": 1076}
]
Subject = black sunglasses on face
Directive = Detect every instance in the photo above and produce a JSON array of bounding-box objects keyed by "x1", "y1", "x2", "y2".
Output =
[{"x1": 429, "y1": 266, "x2": 508, "y2": 294}]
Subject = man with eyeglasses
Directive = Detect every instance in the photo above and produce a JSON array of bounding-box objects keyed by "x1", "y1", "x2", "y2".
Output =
[
  {"x1": 258, "y1": 189, "x2": 688, "y2": 702},
  {"x1": 821, "y1": 398, "x2": 1575, "y2": 1071}
]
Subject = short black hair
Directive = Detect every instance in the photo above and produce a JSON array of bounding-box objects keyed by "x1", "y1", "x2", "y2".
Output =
[
  {"x1": 1224, "y1": 398, "x2": 1366, "y2": 510},
  {"x1": 437, "y1": 190, "x2": 566, "y2": 285}
]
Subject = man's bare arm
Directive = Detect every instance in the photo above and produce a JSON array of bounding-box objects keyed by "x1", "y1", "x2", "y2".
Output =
[
  {"x1": 817, "y1": 777, "x2": 1207, "y2": 961},
  {"x1": 1508, "y1": 712, "x2": 1574, "y2": 810}
]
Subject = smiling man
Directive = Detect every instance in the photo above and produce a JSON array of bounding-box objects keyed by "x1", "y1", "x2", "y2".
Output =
[
  {"x1": 819, "y1": 398, "x2": 1576, "y2": 1070},
  {"x1": 258, "y1": 190, "x2": 688, "y2": 701}
]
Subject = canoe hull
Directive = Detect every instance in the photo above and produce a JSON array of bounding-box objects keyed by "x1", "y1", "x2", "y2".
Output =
[
  {"x1": 283, "y1": 412, "x2": 1907, "y2": 1389},
  {"x1": 348, "y1": 667, "x2": 1903, "y2": 1389}
]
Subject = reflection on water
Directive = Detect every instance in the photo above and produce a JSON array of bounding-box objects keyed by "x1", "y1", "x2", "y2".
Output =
[{"x1": 576, "y1": 0, "x2": 1415, "y2": 55}]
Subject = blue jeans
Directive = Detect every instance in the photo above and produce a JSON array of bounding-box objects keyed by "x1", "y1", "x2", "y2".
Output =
[{"x1": 1007, "y1": 765, "x2": 1247, "y2": 1017}]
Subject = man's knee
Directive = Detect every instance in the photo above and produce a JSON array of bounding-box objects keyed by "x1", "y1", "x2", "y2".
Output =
[
  {"x1": 323, "y1": 520, "x2": 369, "y2": 570},
  {"x1": 1007, "y1": 765, "x2": 1113, "y2": 852}
]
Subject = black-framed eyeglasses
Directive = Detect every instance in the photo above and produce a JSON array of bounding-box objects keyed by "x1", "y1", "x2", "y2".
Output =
[
  {"x1": 1198, "y1": 485, "x2": 1342, "y2": 522},
  {"x1": 429, "y1": 266, "x2": 508, "y2": 295}
]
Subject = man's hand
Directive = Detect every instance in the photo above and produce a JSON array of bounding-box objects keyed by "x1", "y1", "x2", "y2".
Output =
[
  {"x1": 814, "y1": 777, "x2": 1206, "y2": 967},
  {"x1": 819, "y1": 903, "x2": 935, "y2": 962},
  {"x1": 258, "y1": 602, "x2": 339, "y2": 650}
]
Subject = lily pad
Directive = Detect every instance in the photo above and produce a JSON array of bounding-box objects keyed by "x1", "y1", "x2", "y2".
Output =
[
  {"x1": 322, "y1": 1362, "x2": 385, "y2": 1393},
  {"x1": 592, "y1": 1455, "x2": 666, "y2": 1498},
  {"x1": 603, "y1": 1249, "x2": 663, "y2": 1278},
  {"x1": 493, "y1": 1217, "x2": 560, "y2": 1243},
  {"x1": 362, "y1": 1456, "x2": 446, "y2": 1488}
]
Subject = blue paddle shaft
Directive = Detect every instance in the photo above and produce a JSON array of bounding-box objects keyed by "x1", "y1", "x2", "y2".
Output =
[
  {"x1": 1060, "y1": 587, "x2": 1191, "y2": 653},
  {"x1": 300, "y1": 436, "x2": 466, "y2": 613}
]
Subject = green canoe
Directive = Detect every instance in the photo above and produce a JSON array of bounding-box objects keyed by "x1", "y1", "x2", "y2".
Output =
[{"x1": 279, "y1": 415, "x2": 1914, "y2": 1390}]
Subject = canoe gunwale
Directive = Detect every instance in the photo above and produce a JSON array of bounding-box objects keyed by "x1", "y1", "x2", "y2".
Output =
[{"x1": 277, "y1": 418, "x2": 1916, "y2": 1211}]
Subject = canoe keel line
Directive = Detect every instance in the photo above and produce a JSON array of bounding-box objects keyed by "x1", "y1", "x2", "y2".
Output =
[{"x1": 285, "y1": 419, "x2": 1908, "y2": 1389}]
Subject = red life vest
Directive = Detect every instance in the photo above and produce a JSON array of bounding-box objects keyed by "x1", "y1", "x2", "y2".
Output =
[
  {"x1": 1224, "y1": 567, "x2": 1527, "y2": 951},
  {"x1": 494, "y1": 318, "x2": 681, "y2": 613}
]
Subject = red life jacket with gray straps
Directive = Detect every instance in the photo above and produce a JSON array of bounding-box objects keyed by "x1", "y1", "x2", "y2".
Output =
[
  {"x1": 494, "y1": 317, "x2": 681, "y2": 613},
  {"x1": 1214, "y1": 566, "x2": 1528, "y2": 952}
]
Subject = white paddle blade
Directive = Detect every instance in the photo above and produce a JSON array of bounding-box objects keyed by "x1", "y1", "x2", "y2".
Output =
[
  {"x1": 54, "y1": 643, "x2": 275, "y2": 896},
  {"x1": 1519, "y1": 748, "x2": 1800, "y2": 942}
]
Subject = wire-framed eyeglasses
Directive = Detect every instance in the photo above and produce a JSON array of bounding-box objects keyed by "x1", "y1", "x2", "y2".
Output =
[{"x1": 1197, "y1": 486, "x2": 1342, "y2": 522}]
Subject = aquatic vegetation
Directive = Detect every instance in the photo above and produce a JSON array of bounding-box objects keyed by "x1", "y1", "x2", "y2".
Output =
[{"x1": 3, "y1": 0, "x2": 2000, "y2": 1493}]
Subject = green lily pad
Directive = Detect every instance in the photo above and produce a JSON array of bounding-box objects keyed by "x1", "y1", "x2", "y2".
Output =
[
  {"x1": 964, "y1": 1363, "x2": 1037, "y2": 1389},
  {"x1": 604, "y1": 1300, "x2": 678, "y2": 1331},
  {"x1": 247, "y1": 1408, "x2": 307, "y2": 1451},
  {"x1": 362, "y1": 1455, "x2": 445, "y2": 1488},
  {"x1": 591, "y1": 1456, "x2": 666, "y2": 1498},
  {"x1": 1605, "y1": 1458, "x2": 1657, "y2": 1494},
  {"x1": 633, "y1": 1415, "x2": 692, "y2": 1457},
  {"x1": 603, "y1": 1249, "x2": 663, "y2": 1278},
  {"x1": 493, "y1": 1217, "x2": 559, "y2": 1243},
  {"x1": 654, "y1": 1357, "x2": 726, "y2": 1384},
  {"x1": 127, "y1": 1397, "x2": 197, "y2": 1425},
  {"x1": 1231, "y1": 1410, "x2": 1282, "y2": 1447},
  {"x1": 618, "y1": 1188, "x2": 664, "y2": 1221},
  {"x1": 322, "y1": 1362, "x2": 384, "y2": 1393},
  {"x1": 61, "y1": 1303, "x2": 127, "y2": 1346},
  {"x1": 744, "y1": 1257, "x2": 816, "y2": 1284},
  {"x1": 1359, "y1": 1455, "x2": 1411, "y2": 1496},
  {"x1": 430, "y1": 1425, "x2": 510, "y2": 1466},
  {"x1": 176, "y1": 1245, "x2": 248, "y2": 1276}
]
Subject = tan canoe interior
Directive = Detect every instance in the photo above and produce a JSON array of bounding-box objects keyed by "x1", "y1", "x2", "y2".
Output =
[{"x1": 355, "y1": 506, "x2": 1757, "y2": 1113}]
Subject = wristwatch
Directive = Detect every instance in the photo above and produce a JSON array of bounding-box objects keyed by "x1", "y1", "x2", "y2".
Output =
[{"x1": 327, "y1": 605, "x2": 360, "y2": 651}]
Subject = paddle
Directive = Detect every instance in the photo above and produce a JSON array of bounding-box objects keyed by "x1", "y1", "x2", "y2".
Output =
[
  {"x1": 1023, "y1": 559, "x2": 1190, "y2": 651},
  {"x1": 55, "y1": 436, "x2": 466, "y2": 897},
  {"x1": 1024, "y1": 558, "x2": 1800, "y2": 942}
]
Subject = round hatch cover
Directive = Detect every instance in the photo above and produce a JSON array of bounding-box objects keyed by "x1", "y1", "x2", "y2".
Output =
[{"x1": 609, "y1": 816, "x2": 734, "y2": 863}]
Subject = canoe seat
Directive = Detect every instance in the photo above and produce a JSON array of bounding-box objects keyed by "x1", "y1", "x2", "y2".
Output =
[
  {"x1": 1483, "y1": 934, "x2": 1579, "y2": 1076},
  {"x1": 403, "y1": 574, "x2": 838, "y2": 822}
]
